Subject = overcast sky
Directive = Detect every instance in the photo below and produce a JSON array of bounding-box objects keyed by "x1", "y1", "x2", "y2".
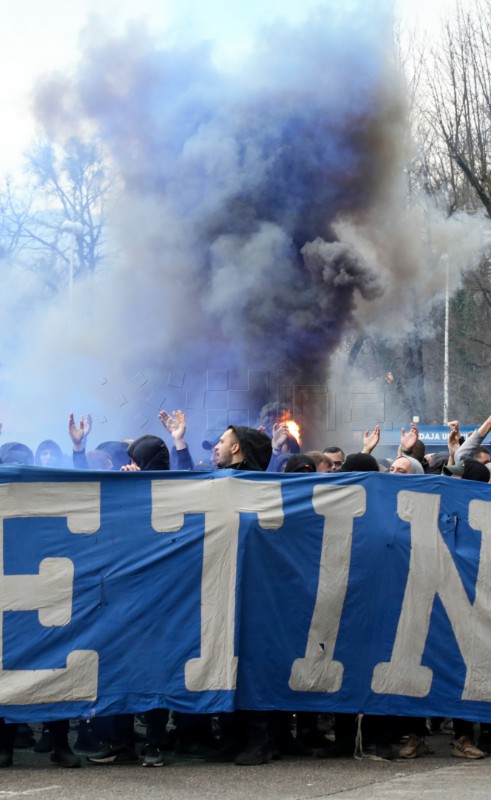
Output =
[{"x1": 0, "y1": 0, "x2": 469, "y2": 177}]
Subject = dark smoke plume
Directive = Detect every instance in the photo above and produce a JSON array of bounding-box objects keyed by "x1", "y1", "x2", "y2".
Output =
[{"x1": 2, "y1": 2, "x2": 486, "y2": 446}]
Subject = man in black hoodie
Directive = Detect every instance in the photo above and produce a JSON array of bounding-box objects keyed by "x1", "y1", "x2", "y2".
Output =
[
  {"x1": 207, "y1": 426, "x2": 275, "y2": 766},
  {"x1": 215, "y1": 425, "x2": 272, "y2": 472}
]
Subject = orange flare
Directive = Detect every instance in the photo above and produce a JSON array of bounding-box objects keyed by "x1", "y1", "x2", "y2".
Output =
[{"x1": 284, "y1": 419, "x2": 301, "y2": 446}]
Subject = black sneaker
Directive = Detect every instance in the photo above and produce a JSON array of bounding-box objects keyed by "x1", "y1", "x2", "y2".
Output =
[
  {"x1": 277, "y1": 736, "x2": 313, "y2": 756},
  {"x1": 317, "y1": 740, "x2": 353, "y2": 758},
  {"x1": 14, "y1": 724, "x2": 36, "y2": 749},
  {"x1": 142, "y1": 745, "x2": 165, "y2": 767},
  {"x1": 73, "y1": 733, "x2": 102, "y2": 754},
  {"x1": 34, "y1": 728, "x2": 54, "y2": 753},
  {"x1": 174, "y1": 741, "x2": 208, "y2": 759},
  {"x1": 205, "y1": 743, "x2": 238, "y2": 763},
  {"x1": 234, "y1": 745, "x2": 273, "y2": 766},
  {"x1": 0, "y1": 750, "x2": 13, "y2": 768},
  {"x1": 87, "y1": 744, "x2": 138, "y2": 764},
  {"x1": 50, "y1": 747, "x2": 81, "y2": 768}
]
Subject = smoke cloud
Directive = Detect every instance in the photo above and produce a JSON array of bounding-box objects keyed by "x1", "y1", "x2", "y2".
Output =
[{"x1": 0, "y1": 1, "x2": 487, "y2": 450}]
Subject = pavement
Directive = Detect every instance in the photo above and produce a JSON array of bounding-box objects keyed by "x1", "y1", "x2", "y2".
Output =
[{"x1": 2, "y1": 731, "x2": 491, "y2": 799}]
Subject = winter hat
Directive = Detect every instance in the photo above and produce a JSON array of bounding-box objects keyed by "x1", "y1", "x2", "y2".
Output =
[
  {"x1": 444, "y1": 459, "x2": 490, "y2": 483},
  {"x1": 341, "y1": 453, "x2": 380, "y2": 472},
  {"x1": 127, "y1": 435, "x2": 170, "y2": 471}
]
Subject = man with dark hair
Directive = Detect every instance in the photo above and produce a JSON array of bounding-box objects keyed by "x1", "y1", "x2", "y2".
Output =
[
  {"x1": 323, "y1": 446, "x2": 345, "y2": 471},
  {"x1": 215, "y1": 426, "x2": 272, "y2": 472},
  {"x1": 208, "y1": 425, "x2": 275, "y2": 766}
]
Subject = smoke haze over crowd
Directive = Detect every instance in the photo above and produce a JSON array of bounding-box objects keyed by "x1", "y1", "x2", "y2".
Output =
[{"x1": 0, "y1": 0, "x2": 487, "y2": 449}]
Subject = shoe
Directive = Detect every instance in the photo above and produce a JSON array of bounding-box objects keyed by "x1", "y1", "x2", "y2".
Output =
[
  {"x1": 0, "y1": 750, "x2": 13, "y2": 768},
  {"x1": 87, "y1": 744, "x2": 139, "y2": 764},
  {"x1": 174, "y1": 741, "x2": 208, "y2": 759},
  {"x1": 299, "y1": 731, "x2": 329, "y2": 749},
  {"x1": 399, "y1": 735, "x2": 434, "y2": 759},
  {"x1": 34, "y1": 728, "x2": 54, "y2": 753},
  {"x1": 14, "y1": 724, "x2": 36, "y2": 749},
  {"x1": 50, "y1": 747, "x2": 81, "y2": 768},
  {"x1": 317, "y1": 740, "x2": 353, "y2": 758},
  {"x1": 73, "y1": 734, "x2": 102, "y2": 754},
  {"x1": 453, "y1": 736, "x2": 485, "y2": 759},
  {"x1": 234, "y1": 745, "x2": 273, "y2": 766},
  {"x1": 277, "y1": 736, "x2": 313, "y2": 756},
  {"x1": 205, "y1": 743, "x2": 238, "y2": 763},
  {"x1": 142, "y1": 745, "x2": 165, "y2": 767}
]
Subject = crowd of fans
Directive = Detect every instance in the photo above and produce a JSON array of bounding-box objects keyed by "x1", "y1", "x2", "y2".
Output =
[{"x1": 0, "y1": 409, "x2": 490, "y2": 769}]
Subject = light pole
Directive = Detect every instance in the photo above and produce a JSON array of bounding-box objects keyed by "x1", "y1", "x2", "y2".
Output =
[
  {"x1": 60, "y1": 220, "x2": 84, "y2": 309},
  {"x1": 442, "y1": 253, "x2": 449, "y2": 424}
]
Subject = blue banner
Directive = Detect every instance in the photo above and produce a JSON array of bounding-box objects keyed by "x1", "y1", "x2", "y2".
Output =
[{"x1": 0, "y1": 466, "x2": 491, "y2": 723}]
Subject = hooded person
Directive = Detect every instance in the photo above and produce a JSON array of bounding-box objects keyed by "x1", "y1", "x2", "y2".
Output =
[
  {"x1": 0, "y1": 442, "x2": 34, "y2": 466},
  {"x1": 284, "y1": 454, "x2": 317, "y2": 473},
  {"x1": 35, "y1": 439, "x2": 64, "y2": 468},
  {"x1": 96, "y1": 441, "x2": 131, "y2": 471},
  {"x1": 126, "y1": 435, "x2": 170, "y2": 471},
  {"x1": 89, "y1": 433, "x2": 171, "y2": 768},
  {"x1": 340, "y1": 453, "x2": 379, "y2": 473},
  {"x1": 207, "y1": 425, "x2": 275, "y2": 767},
  {"x1": 389, "y1": 455, "x2": 425, "y2": 475},
  {"x1": 215, "y1": 425, "x2": 272, "y2": 472},
  {"x1": 426, "y1": 451, "x2": 449, "y2": 475}
]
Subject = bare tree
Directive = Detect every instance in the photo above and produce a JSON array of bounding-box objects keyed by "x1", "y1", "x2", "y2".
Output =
[
  {"x1": 23, "y1": 136, "x2": 111, "y2": 281},
  {"x1": 0, "y1": 179, "x2": 32, "y2": 260},
  {"x1": 420, "y1": 1, "x2": 491, "y2": 216}
]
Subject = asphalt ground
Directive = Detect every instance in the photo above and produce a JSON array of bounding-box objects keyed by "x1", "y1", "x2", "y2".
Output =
[{"x1": 2, "y1": 727, "x2": 491, "y2": 800}]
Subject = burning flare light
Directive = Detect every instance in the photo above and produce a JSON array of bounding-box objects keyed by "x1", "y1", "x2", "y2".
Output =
[{"x1": 278, "y1": 413, "x2": 301, "y2": 446}]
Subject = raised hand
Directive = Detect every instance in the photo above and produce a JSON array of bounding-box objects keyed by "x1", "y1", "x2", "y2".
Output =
[
  {"x1": 68, "y1": 412, "x2": 92, "y2": 450},
  {"x1": 363, "y1": 424, "x2": 381, "y2": 454},
  {"x1": 400, "y1": 423, "x2": 419, "y2": 452}
]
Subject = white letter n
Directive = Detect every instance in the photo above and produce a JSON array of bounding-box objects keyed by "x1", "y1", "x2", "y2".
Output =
[{"x1": 372, "y1": 491, "x2": 491, "y2": 700}]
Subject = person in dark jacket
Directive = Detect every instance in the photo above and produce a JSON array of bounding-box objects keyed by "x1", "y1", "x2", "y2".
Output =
[
  {"x1": 443, "y1": 457, "x2": 489, "y2": 759},
  {"x1": 207, "y1": 426, "x2": 275, "y2": 766},
  {"x1": 88, "y1": 434, "x2": 172, "y2": 768},
  {"x1": 215, "y1": 425, "x2": 272, "y2": 471},
  {"x1": 0, "y1": 442, "x2": 34, "y2": 465}
]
